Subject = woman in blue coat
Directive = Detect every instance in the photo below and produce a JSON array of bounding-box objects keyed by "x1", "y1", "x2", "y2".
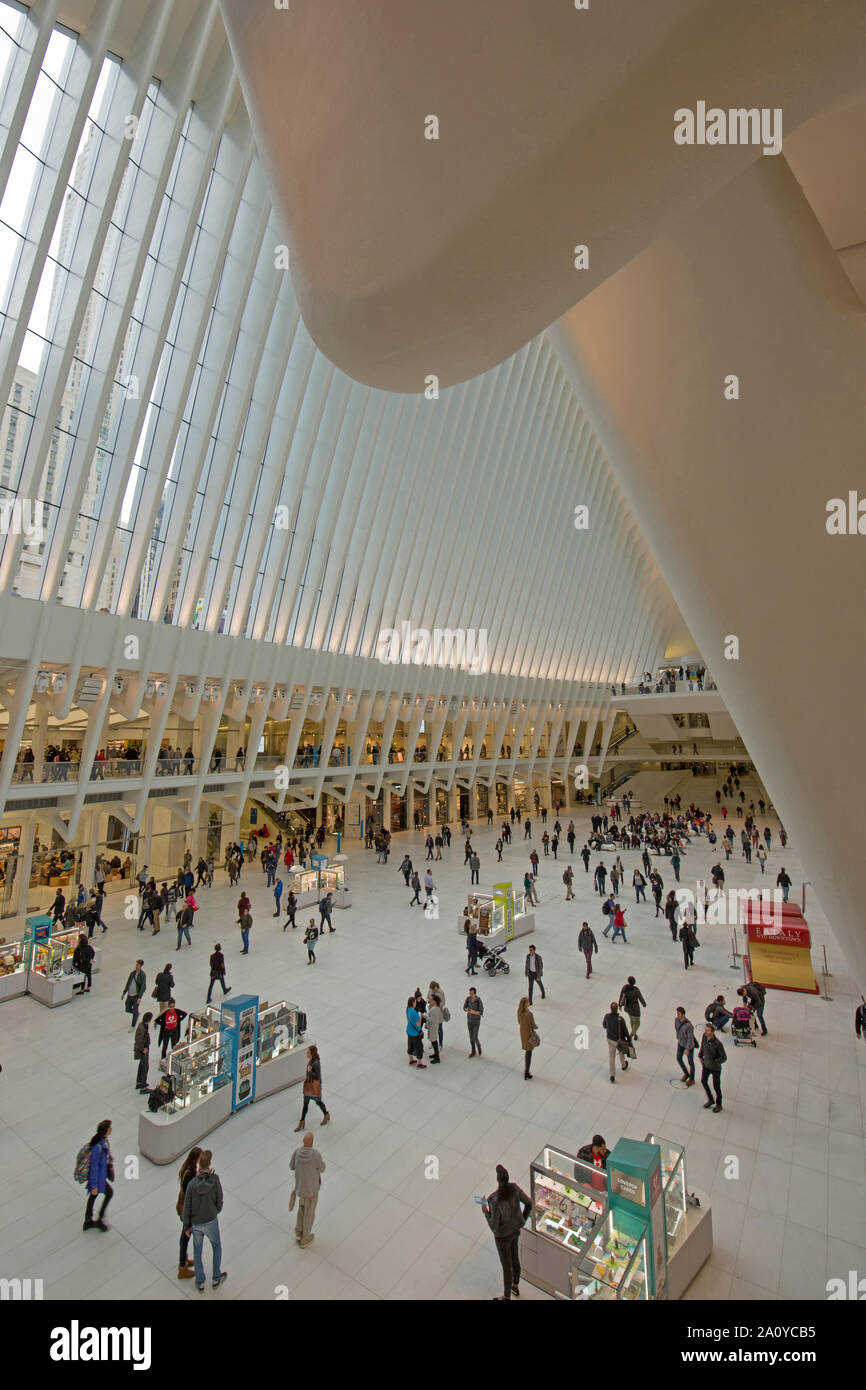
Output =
[{"x1": 84, "y1": 1119, "x2": 114, "y2": 1232}]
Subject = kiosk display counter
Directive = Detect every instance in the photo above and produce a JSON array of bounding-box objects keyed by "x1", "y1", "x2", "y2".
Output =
[
  {"x1": 531, "y1": 1146, "x2": 606, "y2": 1253},
  {"x1": 573, "y1": 1208, "x2": 649, "y2": 1301},
  {"x1": 320, "y1": 862, "x2": 351, "y2": 908},
  {"x1": 28, "y1": 932, "x2": 90, "y2": 1007},
  {"x1": 139, "y1": 993, "x2": 312, "y2": 1164},
  {"x1": 0, "y1": 939, "x2": 28, "y2": 1000},
  {"x1": 288, "y1": 867, "x2": 320, "y2": 907},
  {"x1": 457, "y1": 888, "x2": 535, "y2": 944},
  {"x1": 644, "y1": 1131, "x2": 713, "y2": 1298}
]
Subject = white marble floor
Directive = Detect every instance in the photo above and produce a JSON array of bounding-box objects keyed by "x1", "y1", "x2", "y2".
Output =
[{"x1": 1, "y1": 797, "x2": 863, "y2": 1301}]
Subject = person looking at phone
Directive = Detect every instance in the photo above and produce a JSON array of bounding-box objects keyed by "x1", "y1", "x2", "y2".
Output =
[{"x1": 482, "y1": 1163, "x2": 531, "y2": 1301}]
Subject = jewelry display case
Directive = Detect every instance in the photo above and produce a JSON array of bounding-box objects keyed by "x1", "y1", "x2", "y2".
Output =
[
  {"x1": 167, "y1": 1035, "x2": 229, "y2": 1113},
  {"x1": 0, "y1": 938, "x2": 27, "y2": 1000},
  {"x1": 530, "y1": 1146, "x2": 606, "y2": 1255},
  {"x1": 572, "y1": 1208, "x2": 649, "y2": 1301}
]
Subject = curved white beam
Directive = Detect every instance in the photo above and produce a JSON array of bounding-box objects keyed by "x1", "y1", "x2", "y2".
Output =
[{"x1": 219, "y1": 0, "x2": 866, "y2": 390}]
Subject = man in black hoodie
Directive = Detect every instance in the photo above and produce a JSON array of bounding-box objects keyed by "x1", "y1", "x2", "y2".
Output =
[
  {"x1": 482, "y1": 1163, "x2": 531, "y2": 1301},
  {"x1": 206, "y1": 944, "x2": 231, "y2": 1003},
  {"x1": 182, "y1": 1149, "x2": 227, "y2": 1292}
]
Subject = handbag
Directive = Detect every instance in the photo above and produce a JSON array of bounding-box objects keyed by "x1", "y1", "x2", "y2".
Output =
[
  {"x1": 442, "y1": 1006, "x2": 451, "y2": 1023},
  {"x1": 302, "y1": 1078, "x2": 322, "y2": 1098},
  {"x1": 528, "y1": 1028, "x2": 541, "y2": 1049}
]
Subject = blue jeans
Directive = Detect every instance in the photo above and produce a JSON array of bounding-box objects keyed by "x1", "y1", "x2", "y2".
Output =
[
  {"x1": 241, "y1": 927, "x2": 250, "y2": 950},
  {"x1": 781, "y1": 886, "x2": 789, "y2": 902},
  {"x1": 635, "y1": 886, "x2": 646, "y2": 902},
  {"x1": 676, "y1": 1044, "x2": 695, "y2": 1080},
  {"x1": 192, "y1": 1218, "x2": 222, "y2": 1285},
  {"x1": 177, "y1": 925, "x2": 191, "y2": 948},
  {"x1": 611, "y1": 925, "x2": 627, "y2": 942}
]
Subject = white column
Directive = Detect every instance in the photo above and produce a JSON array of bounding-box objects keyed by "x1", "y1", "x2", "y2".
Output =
[{"x1": 552, "y1": 155, "x2": 866, "y2": 988}]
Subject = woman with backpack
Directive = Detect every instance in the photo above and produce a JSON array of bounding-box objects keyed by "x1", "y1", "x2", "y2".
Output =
[
  {"x1": 154, "y1": 963, "x2": 174, "y2": 1004},
  {"x1": 294, "y1": 1045, "x2": 330, "y2": 1129},
  {"x1": 175, "y1": 1146, "x2": 202, "y2": 1279},
  {"x1": 80, "y1": 1118, "x2": 114, "y2": 1232}
]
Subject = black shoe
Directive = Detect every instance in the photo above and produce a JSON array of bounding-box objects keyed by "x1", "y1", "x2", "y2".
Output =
[
  {"x1": 94, "y1": 1220, "x2": 109, "y2": 1232},
  {"x1": 213, "y1": 1272, "x2": 228, "y2": 1289},
  {"x1": 83, "y1": 1220, "x2": 95, "y2": 1230}
]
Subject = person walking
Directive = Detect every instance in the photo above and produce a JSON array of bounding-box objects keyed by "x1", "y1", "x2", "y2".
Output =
[
  {"x1": 632, "y1": 868, "x2": 647, "y2": 903},
  {"x1": 121, "y1": 959, "x2": 146, "y2": 1027},
  {"x1": 674, "y1": 1007, "x2": 696, "y2": 1085},
  {"x1": 133, "y1": 1013, "x2": 152, "y2": 1094},
  {"x1": 482, "y1": 1164, "x2": 531, "y2": 1301},
  {"x1": 303, "y1": 919, "x2": 318, "y2": 964},
  {"x1": 319, "y1": 892, "x2": 335, "y2": 933},
  {"x1": 399, "y1": 854, "x2": 413, "y2": 886},
  {"x1": 409, "y1": 871, "x2": 422, "y2": 906},
  {"x1": 517, "y1": 996, "x2": 538, "y2": 1080},
  {"x1": 469, "y1": 852, "x2": 480, "y2": 885},
  {"x1": 495, "y1": 838, "x2": 504, "y2": 862},
  {"x1": 563, "y1": 864, "x2": 575, "y2": 899},
  {"x1": 176, "y1": 899, "x2": 194, "y2": 950},
  {"x1": 406, "y1": 995, "x2": 426, "y2": 1069},
  {"x1": 679, "y1": 916, "x2": 696, "y2": 969},
  {"x1": 581, "y1": 843, "x2": 591, "y2": 873},
  {"x1": 578, "y1": 921, "x2": 598, "y2": 977},
  {"x1": 594, "y1": 861, "x2": 607, "y2": 895},
  {"x1": 464, "y1": 988, "x2": 483, "y2": 1056},
  {"x1": 425, "y1": 833, "x2": 435, "y2": 861},
  {"x1": 206, "y1": 944, "x2": 231, "y2": 1002},
  {"x1": 523, "y1": 870, "x2": 538, "y2": 907},
  {"x1": 610, "y1": 903, "x2": 628, "y2": 943},
  {"x1": 670, "y1": 850, "x2": 681, "y2": 882},
  {"x1": 524, "y1": 944, "x2": 546, "y2": 1003},
  {"x1": 602, "y1": 1003, "x2": 630, "y2": 1083},
  {"x1": 284, "y1": 888, "x2": 298, "y2": 930},
  {"x1": 175, "y1": 1146, "x2": 202, "y2": 1279},
  {"x1": 618, "y1": 976, "x2": 646, "y2": 1040},
  {"x1": 290, "y1": 1131, "x2": 326, "y2": 1249},
  {"x1": 651, "y1": 871, "x2": 664, "y2": 916},
  {"x1": 529, "y1": 848, "x2": 540, "y2": 878},
  {"x1": 154, "y1": 963, "x2": 174, "y2": 1005},
  {"x1": 855, "y1": 997, "x2": 866, "y2": 1048},
  {"x1": 72, "y1": 933, "x2": 94, "y2": 994},
  {"x1": 665, "y1": 890, "x2": 679, "y2": 943},
  {"x1": 82, "y1": 1119, "x2": 114, "y2": 1232},
  {"x1": 698, "y1": 1024, "x2": 726, "y2": 1112},
  {"x1": 601, "y1": 892, "x2": 616, "y2": 937},
  {"x1": 273, "y1": 877, "x2": 283, "y2": 916},
  {"x1": 182, "y1": 1149, "x2": 227, "y2": 1291},
  {"x1": 777, "y1": 867, "x2": 792, "y2": 902},
  {"x1": 294, "y1": 1044, "x2": 330, "y2": 1128},
  {"x1": 237, "y1": 907, "x2": 252, "y2": 954}
]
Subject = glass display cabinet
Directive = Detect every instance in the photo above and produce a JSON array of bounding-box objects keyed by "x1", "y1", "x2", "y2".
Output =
[
  {"x1": 31, "y1": 930, "x2": 77, "y2": 978},
  {"x1": 0, "y1": 938, "x2": 28, "y2": 1000},
  {"x1": 167, "y1": 1034, "x2": 229, "y2": 1113},
  {"x1": 257, "y1": 1000, "x2": 301, "y2": 1066},
  {"x1": 645, "y1": 1133, "x2": 687, "y2": 1256},
  {"x1": 572, "y1": 1208, "x2": 649, "y2": 1301},
  {"x1": 186, "y1": 1007, "x2": 221, "y2": 1043},
  {"x1": 530, "y1": 1146, "x2": 606, "y2": 1255},
  {"x1": 320, "y1": 865, "x2": 345, "y2": 893},
  {"x1": 289, "y1": 867, "x2": 320, "y2": 905}
]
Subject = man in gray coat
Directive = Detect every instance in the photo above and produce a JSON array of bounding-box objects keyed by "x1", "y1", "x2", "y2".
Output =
[
  {"x1": 464, "y1": 988, "x2": 484, "y2": 1057},
  {"x1": 525, "y1": 944, "x2": 545, "y2": 1003},
  {"x1": 290, "y1": 1131, "x2": 326, "y2": 1248}
]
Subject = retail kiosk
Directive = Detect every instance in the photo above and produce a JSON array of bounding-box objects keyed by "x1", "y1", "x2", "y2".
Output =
[
  {"x1": 457, "y1": 882, "x2": 536, "y2": 946},
  {"x1": 139, "y1": 995, "x2": 311, "y2": 1164},
  {"x1": 519, "y1": 1135, "x2": 712, "y2": 1300}
]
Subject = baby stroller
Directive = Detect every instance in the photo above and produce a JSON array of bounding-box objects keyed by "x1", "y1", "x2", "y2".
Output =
[
  {"x1": 731, "y1": 1004, "x2": 757, "y2": 1047},
  {"x1": 481, "y1": 942, "x2": 510, "y2": 976}
]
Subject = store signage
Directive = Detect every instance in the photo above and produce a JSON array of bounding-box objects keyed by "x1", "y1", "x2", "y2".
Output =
[
  {"x1": 0, "y1": 825, "x2": 21, "y2": 855},
  {"x1": 221, "y1": 994, "x2": 259, "y2": 1111},
  {"x1": 609, "y1": 1168, "x2": 645, "y2": 1206}
]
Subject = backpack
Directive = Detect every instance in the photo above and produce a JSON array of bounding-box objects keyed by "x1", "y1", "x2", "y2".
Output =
[
  {"x1": 602, "y1": 900, "x2": 612, "y2": 914},
  {"x1": 562, "y1": 871, "x2": 569, "y2": 883},
  {"x1": 74, "y1": 1142, "x2": 92, "y2": 1184}
]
